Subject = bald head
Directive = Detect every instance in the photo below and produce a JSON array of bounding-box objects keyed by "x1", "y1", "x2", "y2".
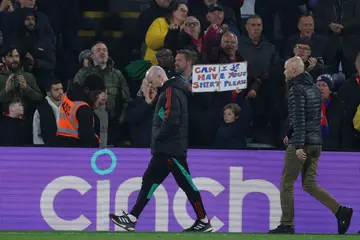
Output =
[
  {"x1": 284, "y1": 57, "x2": 305, "y2": 80},
  {"x1": 221, "y1": 32, "x2": 238, "y2": 56},
  {"x1": 145, "y1": 66, "x2": 168, "y2": 88}
]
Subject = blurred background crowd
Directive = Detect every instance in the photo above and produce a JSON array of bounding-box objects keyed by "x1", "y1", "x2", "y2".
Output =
[{"x1": 0, "y1": 0, "x2": 360, "y2": 151}]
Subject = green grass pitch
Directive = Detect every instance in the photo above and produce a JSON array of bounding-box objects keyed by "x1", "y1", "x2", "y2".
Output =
[{"x1": 0, "y1": 232, "x2": 359, "y2": 240}]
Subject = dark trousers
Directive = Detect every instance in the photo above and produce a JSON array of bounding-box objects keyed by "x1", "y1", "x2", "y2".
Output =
[
  {"x1": 130, "y1": 154, "x2": 207, "y2": 219},
  {"x1": 280, "y1": 144, "x2": 340, "y2": 225}
]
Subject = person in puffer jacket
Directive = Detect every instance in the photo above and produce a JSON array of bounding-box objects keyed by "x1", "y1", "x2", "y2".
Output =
[{"x1": 269, "y1": 56, "x2": 353, "y2": 235}]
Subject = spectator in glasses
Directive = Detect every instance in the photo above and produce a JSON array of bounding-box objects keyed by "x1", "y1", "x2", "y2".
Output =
[
  {"x1": 165, "y1": 16, "x2": 204, "y2": 58},
  {"x1": 293, "y1": 39, "x2": 325, "y2": 81}
]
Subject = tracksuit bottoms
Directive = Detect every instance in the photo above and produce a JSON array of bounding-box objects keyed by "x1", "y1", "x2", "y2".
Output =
[{"x1": 130, "y1": 154, "x2": 207, "y2": 220}]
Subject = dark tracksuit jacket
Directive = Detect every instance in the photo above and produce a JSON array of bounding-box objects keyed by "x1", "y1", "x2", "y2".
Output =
[{"x1": 151, "y1": 76, "x2": 189, "y2": 158}]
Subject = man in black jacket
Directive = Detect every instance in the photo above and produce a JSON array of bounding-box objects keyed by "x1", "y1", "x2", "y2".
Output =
[
  {"x1": 269, "y1": 57, "x2": 353, "y2": 235},
  {"x1": 109, "y1": 66, "x2": 212, "y2": 233},
  {"x1": 313, "y1": 0, "x2": 360, "y2": 78},
  {"x1": 33, "y1": 78, "x2": 63, "y2": 146},
  {"x1": 5, "y1": 8, "x2": 56, "y2": 90}
]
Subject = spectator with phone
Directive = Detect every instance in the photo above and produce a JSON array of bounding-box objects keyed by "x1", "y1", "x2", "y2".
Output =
[{"x1": 292, "y1": 38, "x2": 325, "y2": 81}]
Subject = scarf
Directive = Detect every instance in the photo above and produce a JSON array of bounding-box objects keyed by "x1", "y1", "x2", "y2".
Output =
[
  {"x1": 192, "y1": 38, "x2": 203, "y2": 53},
  {"x1": 320, "y1": 96, "x2": 331, "y2": 138}
]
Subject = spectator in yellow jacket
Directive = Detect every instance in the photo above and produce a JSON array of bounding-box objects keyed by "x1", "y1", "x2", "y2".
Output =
[
  {"x1": 354, "y1": 105, "x2": 360, "y2": 131},
  {"x1": 144, "y1": 1, "x2": 188, "y2": 65}
]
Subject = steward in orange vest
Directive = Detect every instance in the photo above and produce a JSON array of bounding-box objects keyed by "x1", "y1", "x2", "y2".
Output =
[{"x1": 56, "y1": 74, "x2": 106, "y2": 147}]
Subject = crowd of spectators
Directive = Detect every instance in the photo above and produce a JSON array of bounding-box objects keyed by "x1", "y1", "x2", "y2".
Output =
[{"x1": 0, "y1": 0, "x2": 360, "y2": 152}]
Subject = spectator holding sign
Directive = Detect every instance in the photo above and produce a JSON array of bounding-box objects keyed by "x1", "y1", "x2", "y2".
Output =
[{"x1": 204, "y1": 30, "x2": 257, "y2": 110}]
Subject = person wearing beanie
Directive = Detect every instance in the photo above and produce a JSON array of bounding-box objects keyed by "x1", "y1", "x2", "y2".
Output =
[
  {"x1": 56, "y1": 74, "x2": 106, "y2": 148},
  {"x1": 316, "y1": 74, "x2": 353, "y2": 150}
]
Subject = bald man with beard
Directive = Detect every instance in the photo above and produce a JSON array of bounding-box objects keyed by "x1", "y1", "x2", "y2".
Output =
[
  {"x1": 109, "y1": 66, "x2": 213, "y2": 233},
  {"x1": 269, "y1": 57, "x2": 353, "y2": 235}
]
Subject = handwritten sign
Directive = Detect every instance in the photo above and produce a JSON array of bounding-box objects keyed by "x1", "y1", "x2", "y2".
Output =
[
  {"x1": 192, "y1": 62, "x2": 247, "y2": 93},
  {"x1": 192, "y1": 64, "x2": 219, "y2": 93},
  {"x1": 219, "y1": 62, "x2": 247, "y2": 91}
]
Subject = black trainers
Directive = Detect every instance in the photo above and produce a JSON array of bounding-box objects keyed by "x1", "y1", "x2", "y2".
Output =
[
  {"x1": 268, "y1": 224, "x2": 295, "y2": 234},
  {"x1": 336, "y1": 206, "x2": 353, "y2": 235},
  {"x1": 109, "y1": 211, "x2": 136, "y2": 231},
  {"x1": 183, "y1": 220, "x2": 213, "y2": 232}
]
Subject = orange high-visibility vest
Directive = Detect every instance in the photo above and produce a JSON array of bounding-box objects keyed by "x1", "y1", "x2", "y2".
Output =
[{"x1": 56, "y1": 94, "x2": 100, "y2": 143}]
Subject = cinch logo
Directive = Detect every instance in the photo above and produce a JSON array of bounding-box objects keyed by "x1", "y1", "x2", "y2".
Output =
[{"x1": 39, "y1": 149, "x2": 281, "y2": 232}]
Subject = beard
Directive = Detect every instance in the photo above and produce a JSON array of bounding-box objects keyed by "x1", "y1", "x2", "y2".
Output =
[
  {"x1": 7, "y1": 62, "x2": 20, "y2": 72},
  {"x1": 175, "y1": 65, "x2": 184, "y2": 73},
  {"x1": 27, "y1": 24, "x2": 35, "y2": 31}
]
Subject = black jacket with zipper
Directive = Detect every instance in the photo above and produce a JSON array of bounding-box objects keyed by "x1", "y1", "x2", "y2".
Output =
[
  {"x1": 287, "y1": 72, "x2": 322, "y2": 149},
  {"x1": 151, "y1": 76, "x2": 189, "y2": 157}
]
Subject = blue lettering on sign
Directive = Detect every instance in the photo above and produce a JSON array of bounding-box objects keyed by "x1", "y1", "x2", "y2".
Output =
[
  {"x1": 91, "y1": 149, "x2": 117, "y2": 175},
  {"x1": 224, "y1": 80, "x2": 247, "y2": 87},
  {"x1": 230, "y1": 63, "x2": 240, "y2": 72}
]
